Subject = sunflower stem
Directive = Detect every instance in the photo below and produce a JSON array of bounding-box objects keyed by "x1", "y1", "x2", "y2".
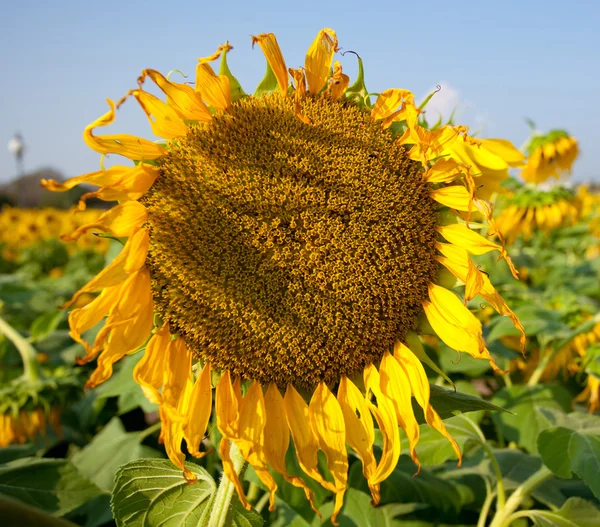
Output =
[
  {"x1": 0, "y1": 313, "x2": 42, "y2": 382},
  {"x1": 527, "y1": 344, "x2": 550, "y2": 387},
  {"x1": 208, "y1": 442, "x2": 247, "y2": 527},
  {"x1": 488, "y1": 465, "x2": 552, "y2": 527}
]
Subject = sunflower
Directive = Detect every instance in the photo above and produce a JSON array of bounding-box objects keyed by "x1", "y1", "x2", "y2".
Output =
[
  {"x1": 521, "y1": 129, "x2": 579, "y2": 184},
  {"x1": 42, "y1": 29, "x2": 523, "y2": 521},
  {"x1": 495, "y1": 183, "x2": 581, "y2": 244}
]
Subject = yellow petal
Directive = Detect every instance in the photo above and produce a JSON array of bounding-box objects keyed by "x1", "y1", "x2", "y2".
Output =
[
  {"x1": 305, "y1": 28, "x2": 338, "y2": 95},
  {"x1": 196, "y1": 46, "x2": 232, "y2": 110},
  {"x1": 133, "y1": 324, "x2": 170, "y2": 404},
  {"x1": 423, "y1": 283, "x2": 500, "y2": 370},
  {"x1": 430, "y1": 185, "x2": 473, "y2": 212},
  {"x1": 86, "y1": 268, "x2": 154, "y2": 387},
  {"x1": 289, "y1": 67, "x2": 311, "y2": 124},
  {"x1": 131, "y1": 89, "x2": 189, "y2": 139},
  {"x1": 61, "y1": 202, "x2": 147, "y2": 241},
  {"x1": 68, "y1": 285, "x2": 121, "y2": 354},
  {"x1": 251, "y1": 33, "x2": 288, "y2": 94},
  {"x1": 394, "y1": 343, "x2": 462, "y2": 464},
  {"x1": 83, "y1": 99, "x2": 166, "y2": 160},
  {"x1": 371, "y1": 88, "x2": 415, "y2": 126},
  {"x1": 263, "y1": 384, "x2": 319, "y2": 515},
  {"x1": 423, "y1": 158, "x2": 466, "y2": 184},
  {"x1": 309, "y1": 383, "x2": 348, "y2": 525},
  {"x1": 284, "y1": 385, "x2": 335, "y2": 492},
  {"x1": 363, "y1": 365, "x2": 400, "y2": 488},
  {"x1": 61, "y1": 228, "x2": 149, "y2": 309},
  {"x1": 480, "y1": 138, "x2": 525, "y2": 167},
  {"x1": 160, "y1": 405, "x2": 197, "y2": 483},
  {"x1": 326, "y1": 61, "x2": 350, "y2": 100},
  {"x1": 379, "y1": 352, "x2": 421, "y2": 469},
  {"x1": 182, "y1": 362, "x2": 212, "y2": 458},
  {"x1": 162, "y1": 335, "x2": 193, "y2": 417},
  {"x1": 337, "y1": 377, "x2": 377, "y2": 500},
  {"x1": 141, "y1": 69, "x2": 212, "y2": 122}
]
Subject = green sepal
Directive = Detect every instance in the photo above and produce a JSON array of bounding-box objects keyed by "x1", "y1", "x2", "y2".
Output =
[
  {"x1": 254, "y1": 61, "x2": 279, "y2": 98},
  {"x1": 344, "y1": 52, "x2": 371, "y2": 108},
  {"x1": 418, "y1": 85, "x2": 441, "y2": 110},
  {"x1": 219, "y1": 44, "x2": 246, "y2": 103},
  {"x1": 406, "y1": 331, "x2": 455, "y2": 388}
]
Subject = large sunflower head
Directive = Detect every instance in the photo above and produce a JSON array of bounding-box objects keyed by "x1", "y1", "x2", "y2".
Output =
[
  {"x1": 521, "y1": 128, "x2": 579, "y2": 184},
  {"x1": 43, "y1": 29, "x2": 524, "y2": 522}
]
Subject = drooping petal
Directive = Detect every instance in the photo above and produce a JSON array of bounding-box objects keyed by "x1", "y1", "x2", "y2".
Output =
[
  {"x1": 393, "y1": 343, "x2": 462, "y2": 464},
  {"x1": 133, "y1": 324, "x2": 171, "y2": 404},
  {"x1": 289, "y1": 68, "x2": 311, "y2": 124},
  {"x1": 140, "y1": 69, "x2": 212, "y2": 122},
  {"x1": 283, "y1": 385, "x2": 335, "y2": 492},
  {"x1": 251, "y1": 33, "x2": 288, "y2": 94},
  {"x1": 263, "y1": 384, "x2": 318, "y2": 513},
  {"x1": 379, "y1": 352, "x2": 421, "y2": 469},
  {"x1": 83, "y1": 99, "x2": 166, "y2": 160},
  {"x1": 196, "y1": 45, "x2": 232, "y2": 110},
  {"x1": 309, "y1": 383, "x2": 348, "y2": 525},
  {"x1": 305, "y1": 28, "x2": 338, "y2": 95},
  {"x1": 337, "y1": 376, "x2": 377, "y2": 499},
  {"x1": 423, "y1": 158, "x2": 467, "y2": 184},
  {"x1": 371, "y1": 89, "x2": 418, "y2": 129},
  {"x1": 61, "y1": 202, "x2": 147, "y2": 241},
  {"x1": 182, "y1": 362, "x2": 212, "y2": 458},
  {"x1": 363, "y1": 365, "x2": 400, "y2": 488}
]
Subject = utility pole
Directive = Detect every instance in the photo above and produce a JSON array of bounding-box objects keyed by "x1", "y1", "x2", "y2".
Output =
[{"x1": 7, "y1": 133, "x2": 25, "y2": 207}]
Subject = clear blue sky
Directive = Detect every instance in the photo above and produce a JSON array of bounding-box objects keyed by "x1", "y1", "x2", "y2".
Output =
[{"x1": 1, "y1": 0, "x2": 598, "y2": 183}]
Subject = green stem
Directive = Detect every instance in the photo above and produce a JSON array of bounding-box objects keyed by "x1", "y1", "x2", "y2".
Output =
[
  {"x1": 254, "y1": 490, "x2": 270, "y2": 514},
  {"x1": 463, "y1": 416, "x2": 506, "y2": 510},
  {"x1": 138, "y1": 422, "x2": 162, "y2": 441},
  {"x1": 477, "y1": 484, "x2": 496, "y2": 527},
  {"x1": 488, "y1": 465, "x2": 552, "y2": 527},
  {"x1": 208, "y1": 442, "x2": 247, "y2": 527},
  {"x1": 527, "y1": 344, "x2": 550, "y2": 387},
  {"x1": 0, "y1": 313, "x2": 42, "y2": 382}
]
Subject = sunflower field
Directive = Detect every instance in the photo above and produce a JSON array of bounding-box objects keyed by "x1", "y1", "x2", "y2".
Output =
[{"x1": 1, "y1": 29, "x2": 599, "y2": 527}]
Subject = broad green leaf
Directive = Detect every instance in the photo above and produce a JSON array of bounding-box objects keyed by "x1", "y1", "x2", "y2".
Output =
[
  {"x1": 71, "y1": 417, "x2": 162, "y2": 492},
  {"x1": 402, "y1": 414, "x2": 483, "y2": 466},
  {"x1": 422, "y1": 384, "x2": 507, "y2": 422},
  {"x1": 521, "y1": 497, "x2": 600, "y2": 527},
  {"x1": 0, "y1": 457, "x2": 102, "y2": 516},
  {"x1": 0, "y1": 442, "x2": 39, "y2": 463},
  {"x1": 491, "y1": 385, "x2": 571, "y2": 453},
  {"x1": 230, "y1": 495, "x2": 265, "y2": 526},
  {"x1": 29, "y1": 309, "x2": 63, "y2": 342},
  {"x1": 537, "y1": 410, "x2": 600, "y2": 499},
  {"x1": 111, "y1": 459, "x2": 216, "y2": 527},
  {"x1": 314, "y1": 488, "x2": 426, "y2": 527}
]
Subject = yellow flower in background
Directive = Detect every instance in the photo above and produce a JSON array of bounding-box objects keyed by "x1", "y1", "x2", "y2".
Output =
[
  {"x1": 0, "y1": 206, "x2": 110, "y2": 257},
  {"x1": 521, "y1": 129, "x2": 579, "y2": 184},
  {"x1": 43, "y1": 29, "x2": 523, "y2": 522},
  {"x1": 442, "y1": 137, "x2": 525, "y2": 200},
  {"x1": 495, "y1": 186, "x2": 581, "y2": 244},
  {"x1": 0, "y1": 407, "x2": 62, "y2": 447}
]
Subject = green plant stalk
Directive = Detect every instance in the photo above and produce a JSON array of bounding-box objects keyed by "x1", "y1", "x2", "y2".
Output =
[
  {"x1": 463, "y1": 416, "x2": 506, "y2": 509},
  {"x1": 207, "y1": 441, "x2": 248, "y2": 527},
  {"x1": 527, "y1": 344, "x2": 549, "y2": 387},
  {"x1": 488, "y1": 465, "x2": 552, "y2": 527},
  {"x1": 477, "y1": 484, "x2": 496, "y2": 527},
  {"x1": 0, "y1": 313, "x2": 42, "y2": 382}
]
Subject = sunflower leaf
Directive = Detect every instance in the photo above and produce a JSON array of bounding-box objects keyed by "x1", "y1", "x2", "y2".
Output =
[{"x1": 111, "y1": 459, "x2": 217, "y2": 527}]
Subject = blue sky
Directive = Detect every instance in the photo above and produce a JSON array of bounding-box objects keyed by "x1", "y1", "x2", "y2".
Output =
[{"x1": 1, "y1": 0, "x2": 598, "y2": 183}]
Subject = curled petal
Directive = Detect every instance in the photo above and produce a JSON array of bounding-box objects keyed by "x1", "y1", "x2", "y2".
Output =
[
  {"x1": 326, "y1": 61, "x2": 349, "y2": 100},
  {"x1": 196, "y1": 45, "x2": 232, "y2": 110},
  {"x1": 252, "y1": 33, "x2": 288, "y2": 94},
  {"x1": 430, "y1": 186, "x2": 473, "y2": 212},
  {"x1": 130, "y1": 89, "x2": 189, "y2": 139},
  {"x1": 305, "y1": 28, "x2": 338, "y2": 95},
  {"x1": 289, "y1": 68, "x2": 311, "y2": 124},
  {"x1": 140, "y1": 69, "x2": 212, "y2": 122},
  {"x1": 83, "y1": 99, "x2": 166, "y2": 160}
]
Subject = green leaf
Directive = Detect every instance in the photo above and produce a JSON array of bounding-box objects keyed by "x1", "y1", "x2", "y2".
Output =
[
  {"x1": 230, "y1": 495, "x2": 265, "y2": 526},
  {"x1": 491, "y1": 385, "x2": 571, "y2": 453},
  {"x1": 521, "y1": 497, "x2": 600, "y2": 527},
  {"x1": 422, "y1": 384, "x2": 507, "y2": 423},
  {"x1": 71, "y1": 417, "x2": 162, "y2": 492},
  {"x1": 0, "y1": 457, "x2": 102, "y2": 516},
  {"x1": 111, "y1": 459, "x2": 216, "y2": 527},
  {"x1": 537, "y1": 410, "x2": 600, "y2": 499},
  {"x1": 0, "y1": 494, "x2": 80, "y2": 527},
  {"x1": 29, "y1": 310, "x2": 63, "y2": 342}
]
